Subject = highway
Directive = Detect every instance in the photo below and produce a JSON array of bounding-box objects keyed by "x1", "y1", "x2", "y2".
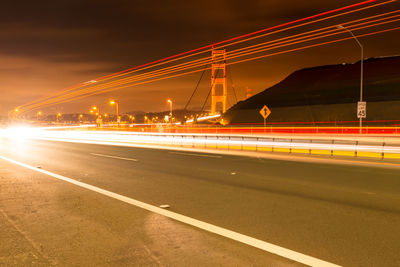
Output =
[{"x1": 1, "y1": 138, "x2": 400, "y2": 266}]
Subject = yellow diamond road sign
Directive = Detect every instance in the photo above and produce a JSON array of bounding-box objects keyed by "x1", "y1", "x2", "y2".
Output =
[{"x1": 260, "y1": 105, "x2": 271, "y2": 119}]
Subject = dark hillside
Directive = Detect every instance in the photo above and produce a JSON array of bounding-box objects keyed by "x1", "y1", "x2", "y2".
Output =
[{"x1": 224, "y1": 56, "x2": 400, "y2": 125}]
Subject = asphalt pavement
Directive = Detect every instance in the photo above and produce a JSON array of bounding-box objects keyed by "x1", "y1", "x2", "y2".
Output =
[{"x1": 0, "y1": 138, "x2": 399, "y2": 266}]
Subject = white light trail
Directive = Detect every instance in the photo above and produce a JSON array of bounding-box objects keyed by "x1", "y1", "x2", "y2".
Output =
[
  {"x1": 3, "y1": 129, "x2": 397, "y2": 156},
  {"x1": 186, "y1": 114, "x2": 221, "y2": 123}
]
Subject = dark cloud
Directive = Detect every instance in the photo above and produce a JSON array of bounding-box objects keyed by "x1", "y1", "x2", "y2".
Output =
[{"x1": 0, "y1": 0, "x2": 367, "y2": 62}]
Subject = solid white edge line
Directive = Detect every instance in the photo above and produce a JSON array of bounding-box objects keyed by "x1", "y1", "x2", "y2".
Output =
[
  {"x1": 0, "y1": 155, "x2": 340, "y2": 267},
  {"x1": 90, "y1": 153, "x2": 138, "y2": 161}
]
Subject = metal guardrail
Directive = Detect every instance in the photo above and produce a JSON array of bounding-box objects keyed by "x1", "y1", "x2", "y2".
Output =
[
  {"x1": 99, "y1": 124, "x2": 400, "y2": 135},
  {"x1": 153, "y1": 134, "x2": 400, "y2": 159},
  {"x1": 41, "y1": 130, "x2": 400, "y2": 160}
]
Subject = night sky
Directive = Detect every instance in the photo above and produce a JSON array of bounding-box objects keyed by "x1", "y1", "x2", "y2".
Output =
[{"x1": 1, "y1": 0, "x2": 399, "y2": 115}]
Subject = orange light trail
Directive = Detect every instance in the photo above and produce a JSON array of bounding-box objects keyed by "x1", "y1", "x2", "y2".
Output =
[
  {"x1": 13, "y1": 0, "x2": 400, "y2": 115},
  {"x1": 17, "y1": 17, "x2": 400, "y2": 113},
  {"x1": 14, "y1": 0, "x2": 393, "y2": 112},
  {"x1": 18, "y1": 25, "x2": 400, "y2": 115}
]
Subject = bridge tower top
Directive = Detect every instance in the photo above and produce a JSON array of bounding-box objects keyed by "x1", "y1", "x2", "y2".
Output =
[{"x1": 211, "y1": 49, "x2": 227, "y2": 114}]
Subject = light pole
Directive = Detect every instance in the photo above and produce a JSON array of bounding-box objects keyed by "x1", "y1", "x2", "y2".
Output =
[
  {"x1": 37, "y1": 111, "x2": 42, "y2": 121},
  {"x1": 90, "y1": 106, "x2": 102, "y2": 126},
  {"x1": 13, "y1": 108, "x2": 19, "y2": 119},
  {"x1": 91, "y1": 106, "x2": 100, "y2": 117},
  {"x1": 56, "y1": 113, "x2": 62, "y2": 123},
  {"x1": 109, "y1": 100, "x2": 120, "y2": 126},
  {"x1": 167, "y1": 99, "x2": 172, "y2": 122},
  {"x1": 337, "y1": 25, "x2": 364, "y2": 133}
]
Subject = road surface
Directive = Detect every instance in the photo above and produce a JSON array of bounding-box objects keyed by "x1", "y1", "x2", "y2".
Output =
[{"x1": 0, "y1": 138, "x2": 399, "y2": 266}]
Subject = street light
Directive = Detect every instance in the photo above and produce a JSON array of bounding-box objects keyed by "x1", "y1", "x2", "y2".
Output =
[
  {"x1": 12, "y1": 108, "x2": 19, "y2": 119},
  {"x1": 109, "y1": 99, "x2": 120, "y2": 126},
  {"x1": 337, "y1": 25, "x2": 364, "y2": 133},
  {"x1": 167, "y1": 99, "x2": 172, "y2": 119},
  {"x1": 37, "y1": 111, "x2": 42, "y2": 121},
  {"x1": 91, "y1": 106, "x2": 101, "y2": 117},
  {"x1": 56, "y1": 113, "x2": 62, "y2": 123}
]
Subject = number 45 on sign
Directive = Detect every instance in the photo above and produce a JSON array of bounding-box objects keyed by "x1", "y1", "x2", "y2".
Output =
[{"x1": 357, "y1": 101, "x2": 366, "y2": 118}]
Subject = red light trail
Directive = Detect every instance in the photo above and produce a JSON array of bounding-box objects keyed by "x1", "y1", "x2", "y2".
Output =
[{"x1": 12, "y1": 0, "x2": 399, "y2": 116}]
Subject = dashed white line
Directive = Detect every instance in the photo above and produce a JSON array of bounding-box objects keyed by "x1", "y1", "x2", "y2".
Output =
[
  {"x1": 0, "y1": 155, "x2": 340, "y2": 267},
  {"x1": 90, "y1": 153, "x2": 138, "y2": 162},
  {"x1": 34, "y1": 137, "x2": 400, "y2": 170},
  {"x1": 169, "y1": 151, "x2": 222, "y2": 158}
]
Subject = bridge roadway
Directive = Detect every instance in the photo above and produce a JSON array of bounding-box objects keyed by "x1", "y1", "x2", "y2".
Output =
[{"x1": 0, "y1": 138, "x2": 399, "y2": 266}]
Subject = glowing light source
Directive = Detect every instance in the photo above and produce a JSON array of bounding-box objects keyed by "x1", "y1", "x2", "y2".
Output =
[
  {"x1": 167, "y1": 99, "x2": 173, "y2": 121},
  {"x1": 11, "y1": 129, "x2": 398, "y2": 160},
  {"x1": 0, "y1": 127, "x2": 41, "y2": 140},
  {"x1": 186, "y1": 113, "x2": 221, "y2": 123},
  {"x1": 84, "y1": 80, "x2": 97, "y2": 84},
  {"x1": 109, "y1": 100, "x2": 120, "y2": 125}
]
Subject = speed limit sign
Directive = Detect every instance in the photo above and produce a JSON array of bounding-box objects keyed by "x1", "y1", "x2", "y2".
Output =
[{"x1": 357, "y1": 101, "x2": 366, "y2": 118}]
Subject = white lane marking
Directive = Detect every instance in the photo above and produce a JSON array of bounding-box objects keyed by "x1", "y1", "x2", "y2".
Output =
[
  {"x1": 34, "y1": 137, "x2": 400, "y2": 170},
  {"x1": 169, "y1": 151, "x2": 222, "y2": 158},
  {"x1": 90, "y1": 153, "x2": 138, "y2": 162},
  {"x1": 0, "y1": 155, "x2": 340, "y2": 267}
]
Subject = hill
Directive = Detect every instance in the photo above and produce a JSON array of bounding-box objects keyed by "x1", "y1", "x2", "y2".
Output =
[{"x1": 223, "y1": 56, "x2": 400, "y2": 126}]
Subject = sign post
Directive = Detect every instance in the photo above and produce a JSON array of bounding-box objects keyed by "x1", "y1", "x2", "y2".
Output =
[
  {"x1": 259, "y1": 105, "x2": 271, "y2": 131},
  {"x1": 357, "y1": 101, "x2": 366, "y2": 134}
]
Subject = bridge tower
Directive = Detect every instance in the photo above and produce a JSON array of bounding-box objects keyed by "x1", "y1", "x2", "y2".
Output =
[{"x1": 211, "y1": 49, "x2": 227, "y2": 114}]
